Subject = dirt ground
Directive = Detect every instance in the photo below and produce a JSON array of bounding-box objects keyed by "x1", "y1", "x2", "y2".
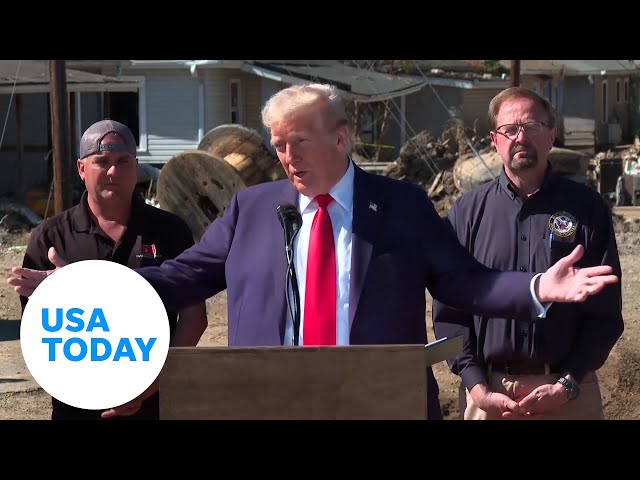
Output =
[{"x1": 1, "y1": 210, "x2": 639, "y2": 420}]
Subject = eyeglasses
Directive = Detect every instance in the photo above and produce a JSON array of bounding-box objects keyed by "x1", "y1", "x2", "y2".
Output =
[{"x1": 494, "y1": 121, "x2": 548, "y2": 140}]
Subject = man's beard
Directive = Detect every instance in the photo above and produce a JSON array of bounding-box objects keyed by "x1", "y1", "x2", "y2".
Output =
[{"x1": 509, "y1": 147, "x2": 538, "y2": 172}]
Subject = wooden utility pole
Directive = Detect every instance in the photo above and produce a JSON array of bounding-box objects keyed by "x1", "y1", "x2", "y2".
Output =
[
  {"x1": 49, "y1": 60, "x2": 73, "y2": 214},
  {"x1": 510, "y1": 60, "x2": 521, "y2": 87}
]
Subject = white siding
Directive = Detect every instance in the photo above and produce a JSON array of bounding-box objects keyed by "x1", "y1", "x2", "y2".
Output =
[
  {"x1": 203, "y1": 69, "x2": 265, "y2": 135},
  {"x1": 143, "y1": 70, "x2": 202, "y2": 163},
  {"x1": 463, "y1": 88, "x2": 504, "y2": 136}
]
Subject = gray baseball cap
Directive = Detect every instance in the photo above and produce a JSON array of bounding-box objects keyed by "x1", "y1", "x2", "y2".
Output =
[{"x1": 79, "y1": 119, "x2": 137, "y2": 159}]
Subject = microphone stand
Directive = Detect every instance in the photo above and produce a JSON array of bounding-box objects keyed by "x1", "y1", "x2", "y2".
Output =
[
  {"x1": 285, "y1": 226, "x2": 302, "y2": 346},
  {"x1": 278, "y1": 203, "x2": 303, "y2": 346}
]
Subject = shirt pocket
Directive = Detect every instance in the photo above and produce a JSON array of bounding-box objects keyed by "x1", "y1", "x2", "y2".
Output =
[{"x1": 550, "y1": 239, "x2": 579, "y2": 265}]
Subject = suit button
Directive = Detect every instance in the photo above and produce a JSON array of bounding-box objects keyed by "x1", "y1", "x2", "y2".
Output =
[
  {"x1": 520, "y1": 330, "x2": 527, "y2": 336},
  {"x1": 519, "y1": 266, "x2": 527, "y2": 272},
  {"x1": 521, "y1": 235, "x2": 527, "y2": 241}
]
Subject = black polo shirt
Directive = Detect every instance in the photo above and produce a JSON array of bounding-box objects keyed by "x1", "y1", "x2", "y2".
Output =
[
  {"x1": 21, "y1": 190, "x2": 196, "y2": 419},
  {"x1": 433, "y1": 165, "x2": 624, "y2": 390}
]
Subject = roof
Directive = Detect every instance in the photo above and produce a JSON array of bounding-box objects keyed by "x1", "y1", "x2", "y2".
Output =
[
  {"x1": 500, "y1": 60, "x2": 640, "y2": 76},
  {"x1": 0, "y1": 60, "x2": 140, "y2": 94},
  {"x1": 241, "y1": 60, "x2": 427, "y2": 102}
]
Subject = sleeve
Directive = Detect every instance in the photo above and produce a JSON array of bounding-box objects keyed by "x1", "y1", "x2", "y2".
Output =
[
  {"x1": 558, "y1": 196, "x2": 624, "y2": 383},
  {"x1": 135, "y1": 192, "x2": 240, "y2": 311},
  {"x1": 421, "y1": 192, "x2": 538, "y2": 321},
  {"x1": 432, "y1": 203, "x2": 487, "y2": 391},
  {"x1": 19, "y1": 225, "x2": 55, "y2": 313}
]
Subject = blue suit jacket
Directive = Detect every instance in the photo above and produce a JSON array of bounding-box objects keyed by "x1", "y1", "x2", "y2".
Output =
[{"x1": 138, "y1": 164, "x2": 538, "y2": 419}]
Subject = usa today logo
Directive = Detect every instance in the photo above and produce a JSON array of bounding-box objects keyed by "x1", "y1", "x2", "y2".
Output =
[{"x1": 20, "y1": 260, "x2": 170, "y2": 410}]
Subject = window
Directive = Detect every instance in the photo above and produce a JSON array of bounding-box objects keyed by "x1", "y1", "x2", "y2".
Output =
[
  {"x1": 73, "y1": 76, "x2": 146, "y2": 156},
  {"x1": 107, "y1": 92, "x2": 140, "y2": 144},
  {"x1": 100, "y1": 75, "x2": 146, "y2": 152},
  {"x1": 602, "y1": 81, "x2": 608, "y2": 123},
  {"x1": 624, "y1": 78, "x2": 629, "y2": 103},
  {"x1": 230, "y1": 79, "x2": 241, "y2": 124},
  {"x1": 616, "y1": 79, "x2": 621, "y2": 103}
]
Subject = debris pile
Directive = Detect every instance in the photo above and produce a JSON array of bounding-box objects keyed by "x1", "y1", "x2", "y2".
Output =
[
  {"x1": 384, "y1": 125, "x2": 490, "y2": 188},
  {"x1": 382, "y1": 125, "x2": 490, "y2": 216},
  {"x1": 0, "y1": 201, "x2": 42, "y2": 233}
]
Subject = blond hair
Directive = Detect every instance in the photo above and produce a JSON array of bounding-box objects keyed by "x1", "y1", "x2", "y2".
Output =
[
  {"x1": 261, "y1": 83, "x2": 350, "y2": 134},
  {"x1": 488, "y1": 87, "x2": 557, "y2": 131}
]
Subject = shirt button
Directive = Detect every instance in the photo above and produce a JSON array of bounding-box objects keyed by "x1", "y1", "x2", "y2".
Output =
[
  {"x1": 519, "y1": 266, "x2": 527, "y2": 272},
  {"x1": 521, "y1": 235, "x2": 527, "y2": 241}
]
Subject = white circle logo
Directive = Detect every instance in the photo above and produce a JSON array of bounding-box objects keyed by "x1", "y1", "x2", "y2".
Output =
[{"x1": 20, "y1": 260, "x2": 170, "y2": 410}]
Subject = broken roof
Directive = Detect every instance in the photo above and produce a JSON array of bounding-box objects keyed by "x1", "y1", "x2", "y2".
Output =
[
  {"x1": 242, "y1": 60, "x2": 427, "y2": 102},
  {"x1": 0, "y1": 60, "x2": 140, "y2": 94},
  {"x1": 500, "y1": 60, "x2": 640, "y2": 76}
]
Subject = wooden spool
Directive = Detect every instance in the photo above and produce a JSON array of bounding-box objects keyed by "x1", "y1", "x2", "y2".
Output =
[
  {"x1": 198, "y1": 124, "x2": 286, "y2": 186},
  {"x1": 453, "y1": 147, "x2": 591, "y2": 194},
  {"x1": 157, "y1": 150, "x2": 246, "y2": 241},
  {"x1": 453, "y1": 150, "x2": 502, "y2": 193}
]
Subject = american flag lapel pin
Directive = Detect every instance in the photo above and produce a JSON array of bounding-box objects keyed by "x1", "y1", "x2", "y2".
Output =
[{"x1": 369, "y1": 201, "x2": 377, "y2": 212}]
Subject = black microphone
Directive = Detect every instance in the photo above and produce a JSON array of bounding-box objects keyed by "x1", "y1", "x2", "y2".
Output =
[
  {"x1": 277, "y1": 203, "x2": 302, "y2": 259},
  {"x1": 276, "y1": 203, "x2": 303, "y2": 346}
]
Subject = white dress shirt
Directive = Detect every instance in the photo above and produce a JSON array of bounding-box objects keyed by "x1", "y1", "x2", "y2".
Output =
[
  {"x1": 283, "y1": 160, "x2": 549, "y2": 345},
  {"x1": 284, "y1": 161, "x2": 354, "y2": 346}
]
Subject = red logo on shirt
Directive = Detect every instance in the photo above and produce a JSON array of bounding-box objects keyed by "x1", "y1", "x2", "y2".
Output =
[{"x1": 141, "y1": 244, "x2": 157, "y2": 258}]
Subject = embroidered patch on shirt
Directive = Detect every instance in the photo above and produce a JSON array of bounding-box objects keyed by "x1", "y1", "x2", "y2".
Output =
[{"x1": 549, "y1": 211, "x2": 577, "y2": 238}]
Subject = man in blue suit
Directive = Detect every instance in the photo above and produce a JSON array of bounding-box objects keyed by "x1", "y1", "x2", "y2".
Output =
[{"x1": 9, "y1": 83, "x2": 618, "y2": 420}]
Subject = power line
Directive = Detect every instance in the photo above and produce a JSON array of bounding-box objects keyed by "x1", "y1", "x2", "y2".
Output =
[
  {"x1": 356, "y1": 60, "x2": 439, "y2": 176},
  {"x1": 0, "y1": 60, "x2": 21, "y2": 152},
  {"x1": 411, "y1": 60, "x2": 496, "y2": 180}
]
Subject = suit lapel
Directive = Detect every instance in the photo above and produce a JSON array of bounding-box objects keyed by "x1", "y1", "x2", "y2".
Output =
[
  {"x1": 349, "y1": 166, "x2": 383, "y2": 329},
  {"x1": 276, "y1": 183, "x2": 300, "y2": 344}
]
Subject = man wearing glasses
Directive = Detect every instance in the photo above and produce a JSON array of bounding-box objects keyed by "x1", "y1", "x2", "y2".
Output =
[{"x1": 433, "y1": 87, "x2": 623, "y2": 419}]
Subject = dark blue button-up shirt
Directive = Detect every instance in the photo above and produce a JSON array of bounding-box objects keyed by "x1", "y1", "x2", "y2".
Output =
[{"x1": 433, "y1": 165, "x2": 624, "y2": 389}]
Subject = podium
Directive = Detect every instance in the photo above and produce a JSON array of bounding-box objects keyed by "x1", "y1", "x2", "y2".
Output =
[{"x1": 159, "y1": 336, "x2": 462, "y2": 420}]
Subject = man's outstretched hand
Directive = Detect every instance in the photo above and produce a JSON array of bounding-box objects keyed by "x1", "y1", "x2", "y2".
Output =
[
  {"x1": 537, "y1": 244, "x2": 618, "y2": 303},
  {"x1": 6, "y1": 247, "x2": 68, "y2": 298}
]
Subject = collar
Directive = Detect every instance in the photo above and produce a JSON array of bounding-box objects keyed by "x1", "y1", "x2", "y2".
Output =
[
  {"x1": 298, "y1": 157, "x2": 354, "y2": 214},
  {"x1": 498, "y1": 162, "x2": 559, "y2": 199},
  {"x1": 71, "y1": 190, "x2": 145, "y2": 233}
]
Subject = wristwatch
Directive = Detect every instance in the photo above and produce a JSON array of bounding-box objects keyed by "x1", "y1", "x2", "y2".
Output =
[{"x1": 557, "y1": 377, "x2": 580, "y2": 401}]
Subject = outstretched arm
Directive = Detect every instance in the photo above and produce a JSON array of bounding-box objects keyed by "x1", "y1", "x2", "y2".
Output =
[
  {"x1": 422, "y1": 195, "x2": 617, "y2": 319},
  {"x1": 7, "y1": 246, "x2": 67, "y2": 300},
  {"x1": 535, "y1": 244, "x2": 618, "y2": 303}
]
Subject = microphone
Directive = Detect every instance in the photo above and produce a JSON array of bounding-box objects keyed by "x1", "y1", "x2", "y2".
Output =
[
  {"x1": 277, "y1": 203, "x2": 302, "y2": 259},
  {"x1": 276, "y1": 203, "x2": 303, "y2": 346}
]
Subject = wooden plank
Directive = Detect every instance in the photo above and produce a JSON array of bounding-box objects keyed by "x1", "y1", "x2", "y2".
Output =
[
  {"x1": 159, "y1": 337, "x2": 462, "y2": 420},
  {"x1": 160, "y1": 344, "x2": 429, "y2": 420},
  {"x1": 563, "y1": 116, "x2": 596, "y2": 131}
]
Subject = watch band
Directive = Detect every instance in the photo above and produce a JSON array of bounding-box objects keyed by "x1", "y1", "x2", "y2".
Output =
[{"x1": 557, "y1": 377, "x2": 580, "y2": 401}]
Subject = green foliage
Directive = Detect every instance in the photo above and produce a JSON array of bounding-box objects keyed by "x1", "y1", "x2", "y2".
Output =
[{"x1": 483, "y1": 60, "x2": 509, "y2": 76}]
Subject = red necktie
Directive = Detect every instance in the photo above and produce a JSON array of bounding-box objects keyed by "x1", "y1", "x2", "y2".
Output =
[{"x1": 304, "y1": 194, "x2": 336, "y2": 346}]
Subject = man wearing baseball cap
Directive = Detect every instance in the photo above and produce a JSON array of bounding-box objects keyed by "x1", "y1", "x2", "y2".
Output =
[{"x1": 14, "y1": 119, "x2": 208, "y2": 420}]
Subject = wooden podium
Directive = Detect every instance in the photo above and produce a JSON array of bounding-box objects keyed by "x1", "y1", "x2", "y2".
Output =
[{"x1": 159, "y1": 336, "x2": 462, "y2": 420}]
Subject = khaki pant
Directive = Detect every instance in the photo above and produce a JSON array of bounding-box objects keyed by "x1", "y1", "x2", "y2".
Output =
[{"x1": 460, "y1": 370, "x2": 603, "y2": 420}]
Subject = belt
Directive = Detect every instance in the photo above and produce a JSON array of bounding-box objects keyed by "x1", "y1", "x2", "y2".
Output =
[{"x1": 488, "y1": 362, "x2": 555, "y2": 376}]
